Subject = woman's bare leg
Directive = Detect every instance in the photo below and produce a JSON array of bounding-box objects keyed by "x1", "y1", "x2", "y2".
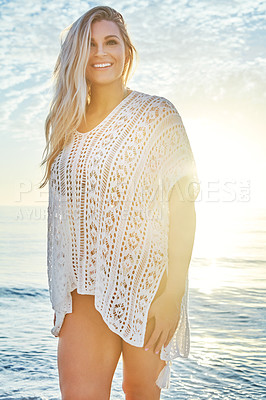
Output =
[
  {"x1": 122, "y1": 271, "x2": 168, "y2": 400},
  {"x1": 121, "y1": 317, "x2": 167, "y2": 400},
  {"x1": 57, "y1": 289, "x2": 122, "y2": 400}
]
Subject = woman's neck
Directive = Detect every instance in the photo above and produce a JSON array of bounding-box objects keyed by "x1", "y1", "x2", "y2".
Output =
[{"x1": 88, "y1": 81, "x2": 129, "y2": 116}]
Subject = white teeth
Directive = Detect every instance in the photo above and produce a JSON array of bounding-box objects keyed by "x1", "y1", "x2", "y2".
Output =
[{"x1": 93, "y1": 63, "x2": 112, "y2": 68}]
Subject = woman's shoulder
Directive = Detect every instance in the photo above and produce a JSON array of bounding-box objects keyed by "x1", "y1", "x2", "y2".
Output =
[{"x1": 133, "y1": 90, "x2": 179, "y2": 115}]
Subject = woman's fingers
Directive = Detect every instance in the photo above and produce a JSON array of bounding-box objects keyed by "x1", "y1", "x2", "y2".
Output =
[
  {"x1": 144, "y1": 325, "x2": 162, "y2": 350},
  {"x1": 164, "y1": 327, "x2": 176, "y2": 348},
  {"x1": 154, "y1": 318, "x2": 179, "y2": 353},
  {"x1": 144, "y1": 322, "x2": 176, "y2": 353},
  {"x1": 144, "y1": 294, "x2": 181, "y2": 352},
  {"x1": 154, "y1": 331, "x2": 169, "y2": 354}
]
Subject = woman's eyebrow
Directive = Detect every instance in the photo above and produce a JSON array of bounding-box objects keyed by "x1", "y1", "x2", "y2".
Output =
[
  {"x1": 90, "y1": 35, "x2": 120, "y2": 40},
  {"x1": 105, "y1": 34, "x2": 120, "y2": 39}
]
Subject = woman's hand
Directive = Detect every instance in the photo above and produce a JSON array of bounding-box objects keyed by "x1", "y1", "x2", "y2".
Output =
[
  {"x1": 143, "y1": 292, "x2": 182, "y2": 354},
  {"x1": 54, "y1": 312, "x2": 56, "y2": 325}
]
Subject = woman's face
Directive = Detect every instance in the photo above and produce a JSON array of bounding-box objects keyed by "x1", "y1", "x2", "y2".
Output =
[{"x1": 86, "y1": 19, "x2": 128, "y2": 87}]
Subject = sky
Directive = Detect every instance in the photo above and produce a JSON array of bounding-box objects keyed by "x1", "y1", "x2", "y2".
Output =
[{"x1": 0, "y1": 0, "x2": 266, "y2": 210}]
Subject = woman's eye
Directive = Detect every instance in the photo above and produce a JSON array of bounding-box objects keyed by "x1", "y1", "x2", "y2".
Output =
[
  {"x1": 107, "y1": 40, "x2": 117, "y2": 45},
  {"x1": 89, "y1": 40, "x2": 117, "y2": 47}
]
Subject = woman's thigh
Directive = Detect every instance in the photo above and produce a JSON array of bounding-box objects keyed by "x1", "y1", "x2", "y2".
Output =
[
  {"x1": 122, "y1": 270, "x2": 168, "y2": 400},
  {"x1": 57, "y1": 289, "x2": 122, "y2": 400}
]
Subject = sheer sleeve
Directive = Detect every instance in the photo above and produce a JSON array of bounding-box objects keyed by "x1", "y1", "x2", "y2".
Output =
[{"x1": 152, "y1": 98, "x2": 200, "y2": 202}]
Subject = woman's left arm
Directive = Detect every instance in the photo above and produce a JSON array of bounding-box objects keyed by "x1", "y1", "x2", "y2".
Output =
[
  {"x1": 165, "y1": 175, "x2": 196, "y2": 300},
  {"x1": 143, "y1": 176, "x2": 197, "y2": 353}
]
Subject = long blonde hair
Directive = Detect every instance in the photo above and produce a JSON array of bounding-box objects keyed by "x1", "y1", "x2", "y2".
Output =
[{"x1": 39, "y1": 6, "x2": 137, "y2": 188}]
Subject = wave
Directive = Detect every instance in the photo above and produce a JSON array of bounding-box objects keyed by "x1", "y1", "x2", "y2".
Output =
[
  {"x1": 194, "y1": 257, "x2": 266, "y2": 265},
  {"x1": 0, "y1": 287, "x2": 48, "y2": 299}
]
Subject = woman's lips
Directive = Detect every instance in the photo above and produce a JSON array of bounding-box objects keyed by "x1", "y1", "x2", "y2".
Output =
[{"x1": 92, "y1": 62, "x2": 113, "y2": 69}]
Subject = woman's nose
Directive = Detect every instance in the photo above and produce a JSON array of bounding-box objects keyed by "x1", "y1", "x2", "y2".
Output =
[{"x1": 94, "y1": 44, "x2": 107, "y2": 56}]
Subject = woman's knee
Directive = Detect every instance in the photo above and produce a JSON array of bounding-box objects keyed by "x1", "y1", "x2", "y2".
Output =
[{"x1": 122, "y1": 379, "x2": 161, "y2": 400}]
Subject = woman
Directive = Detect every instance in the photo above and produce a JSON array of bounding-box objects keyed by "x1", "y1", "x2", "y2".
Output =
[{"x1": 40, "y1": 5, "x2": 200, "y2": 400}]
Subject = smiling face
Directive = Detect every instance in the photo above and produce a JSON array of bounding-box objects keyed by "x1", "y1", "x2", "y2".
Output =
[{"x1": 86, "y1": 19, "x2": 128, "y2": 87}]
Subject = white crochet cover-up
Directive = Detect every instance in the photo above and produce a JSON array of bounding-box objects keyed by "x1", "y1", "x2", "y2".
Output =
[{"x1": 47, "y1": 89, "x2": 200, "y2": 389}]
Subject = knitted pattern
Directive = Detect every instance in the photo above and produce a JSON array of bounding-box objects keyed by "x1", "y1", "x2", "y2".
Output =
[{"x1": 47, "y1": 90, "x2": 200, "y2": 388}]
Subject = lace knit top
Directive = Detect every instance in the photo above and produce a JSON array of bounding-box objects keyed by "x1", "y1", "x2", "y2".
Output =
[{"x1": 47, "y1": 89, "x2": 200, "y2": 389}]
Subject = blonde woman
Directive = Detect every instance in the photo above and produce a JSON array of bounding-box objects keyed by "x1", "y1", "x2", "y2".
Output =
[{"x1": 40, "y1": 5, "x2": 200, "y2": 400}]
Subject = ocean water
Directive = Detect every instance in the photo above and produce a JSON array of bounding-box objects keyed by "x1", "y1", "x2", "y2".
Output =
[{"x1": 0, "y1": 204, "x2": 265, "y2": 399}]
